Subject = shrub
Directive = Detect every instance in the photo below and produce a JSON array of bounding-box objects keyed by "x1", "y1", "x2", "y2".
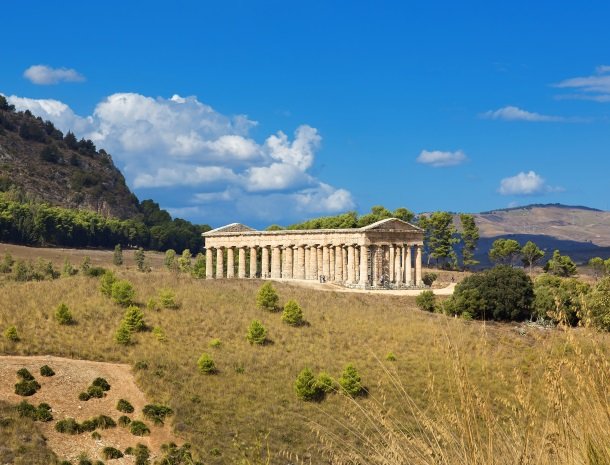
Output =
[
  {"x1": 134, "y1": 247, "x2": 147, "y2": 272},
  {"x1": 143, "y1": 404, "x2": 174, "y2": 425},
  {"x1": 125, "y1": 444, "x2": 150, "y2": 465},
  {"x1": 56, "y1": 417, "x2": 81, "y2": 434},
  {"x1": 450, "y1": 265, "x2": 534, "y2": 321},
  {"x1": 197, "y1": 353, "x2": 217, "y2": 374},
  {"x1": 115, "y1": 323, "x2": 132, "y2": 345},
  {"x1": 118, "y1": 415, "x2": 131, "y2": 427},
  {"x1": 164, "y1": 249, "x2": 177, "y2": 270},
  {"x1": 111, "y1": 280, "x2": 136, "y2": 306},
  {"x1": 422, "y1": 272, "x2": 438, "y2": 287},
  {"x1": 178, "y1": 249, "x2": 192, "y2": 273},
  {"x1": 80, "y1": 419, "x2": 97, "y2": 432},
  {"x1": 40, "y1": 365, "x2": 55, "y2": 377},
  {"x1": 113, "y1": 244, "x2": 123, "y2": 266},
  {"x1": 78, "y1": 392, "x2": 90, "y2": 401},
  {"x1": 130, "y1": 420, "x2": 150, "y2": 436},
  {"x1": 544, "y1": 250, "x2": 577, "y2": 277},
  {"x1": 16, "y1": 400, "x2": 37, "y2": 418},
  {"x1": 385, "y1": 352, "x2": 397, "y2": 361},
  {"x1": 256, "y1": 282, "x2": 279, "y2": 311},
  {"x1": 282, "y1": 299, "x2": 304, "y2": 326},
  {"x1": 192, "y1": 253, "x2": 206, "y2": 278},
  {"x1": 338, "y1": 364, "x2": 364, "y2": 397},
  {"x1": 99, "y1": 271, "x2": 117, "y2": 297},
  {"x1": 122, "y1": 306, "x2": 145, "y2": 332},
  {"x1": 102, "y1": 447, "x2": 124, "y2": 459},
  {"x1": 117, "y1": 398, "x2": 134, "y2": 413},
  {"x1": 15, "y1": 380, "x2": 41, "y2": 396},
  {"x1": 208, "y1": 338, "x2": 221, "y2": 348},
  {"x1": 35, "y1": 403, "x2": 53, "y2": 422},
  {"x1": 87, "y1": 385, "x2": 105, "y2": 399},
  {"x1": 152, "y1": 326, "x2": 167, "y2": 342},
  {"x1": 146, "y1": 298, "x2": 157, "y2": 311},
  {"x1": 316, "y1": 372, "x2": 335, "y2": 393},
  {"x1": 415, "y1": 290, "x2": 436, "y2": 312},
  {"x1": 62, "y1": 258, "x2": 77, "y2": 277},
  {"x1": 158, "y1": 289, "x2": 178, "y2": 309},
  {"x1": 94, "y1": 415, "x2": 116, "y2": 429},
  {"x1": 295, "y1": 368, "x2": 324, "y2": 401},
  {"x1": 246, "y1": 320, "x2": 267, "y2": 345},
  {"x1": 17, "y1": 368, "x2": 34, "y2": 380},
  {"x1": 91, "y1": 431, "x2": 101, "y2": 440},
  {"x1": 54, "y1": 303, "x2": 74, "y2": 325},
  {"x1": 4, "y1": 325, "x2": 19, "y2": 342},
  {"x1": 85, "y1": 266, "x2": 107, "y2": 277},
  {"x1": 92, "y1": 377, "x2": 111, "y2": 391}
]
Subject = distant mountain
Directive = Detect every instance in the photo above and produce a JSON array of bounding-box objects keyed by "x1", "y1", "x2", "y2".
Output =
[
  {"x1": 0, "y1": 96, "x2": 139, "y2": 219},
  {"x1": 471, "y1": 204, "x2": 610, "y2": 264}
]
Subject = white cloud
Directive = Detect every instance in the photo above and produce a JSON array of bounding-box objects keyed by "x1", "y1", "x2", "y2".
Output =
[
  {"x1": 482, "y1": 106, "x2": 565, "y2": 122},
  {"x1": 7, "y1": 92, "x2": 353, "y2": 225},
  {"x1": 416, "y1": 149, "x2": 467, "y2": 167},
  {"x1": 554, "y1": 66, "x2": 610, "y2": 102},
  {"x1": 23, "y1": 65, "x2": 85, "y2": 85},
  {"x1": 498, "y1": 171, "x2": 563, "y2": 196}
]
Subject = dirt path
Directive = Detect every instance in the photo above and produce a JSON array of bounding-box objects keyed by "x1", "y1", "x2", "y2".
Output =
[
  {"x1": 269, "y1": 279, "x2": 457, "y2": 296},
  {"x1": 0, "y1": 355, "x2": 178, "y2": 463}
]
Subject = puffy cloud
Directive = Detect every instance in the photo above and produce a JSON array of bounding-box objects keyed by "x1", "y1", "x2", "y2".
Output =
[
  {"x1": 416, "y1": 149, "x2": 467, "y2": 167},
  {"x1": 7, "y1": 92, "x2": 353, "y2": 225},
  {"x1": 482, "y1": 106, "x2": 565, "y2": 122},
  {"x1": 23, "y1": 65, "x2": 85, "y2": 85},
  {"x1": 554, "y1": 66, "x2": 610, "y2": 102},
  {"x1": 498, "y1": 171, "x2": 563, "y2": 196}
]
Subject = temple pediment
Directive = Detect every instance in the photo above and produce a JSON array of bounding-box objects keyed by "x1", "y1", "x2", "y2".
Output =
[
  {"x1": 204, "y1": 223, "x2": 256, "y2": 235},
  {"x1": 359, "y1": 218, "x2": 423, "y2": 232}
]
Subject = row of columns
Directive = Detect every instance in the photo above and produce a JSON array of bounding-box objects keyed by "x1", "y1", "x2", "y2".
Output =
[{"x1": 205, "y1": 244, "x2": 423, "y2": 287}]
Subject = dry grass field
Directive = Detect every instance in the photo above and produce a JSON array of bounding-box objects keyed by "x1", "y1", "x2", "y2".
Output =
[{"x1": 0, "y1": 244, "x2": 609, "y2": 464}]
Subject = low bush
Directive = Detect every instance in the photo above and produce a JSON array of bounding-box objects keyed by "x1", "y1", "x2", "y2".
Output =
[
  {"x1": 197, "y1": 353, "x2": 217, "y2": 374},
  {"x1": 111, "y1": 280, "x2": 136, "y2": 306},
  {"x1": 15, "y1": 400, "x2": 51, "y2": 421},
  {"x1": 415, "y1": 290, "x2": 436, "y2": 312},
  {"x1": 158, "y1": 288, "x2": 178, "y2": 309},
  {"x1": 4, "y1": 325, "x2": 19, "y2": 342},
  {"x1": 94, "y1": 415, "x2": 116, "y2": 429},
  {"x1": 281, "y1": 299, "x2": 304, "y2": 326},
  {"x1": 115, "y1": 322, "x2": 132, "y2": 345},
  {"x1": 17, "y1": 368, "x2": 35, "y2": 380},
  {"x1": 295, "y1": 368, "x2": 324, "y2": 401},
  {"x1": 125, "y1": 443, "x2": 150, "y2": 465},
  {"x1": 54, "y1": 303, "x2": 74, "y2": 325},
  {"x1": 246, "y1": 320, "x2": 267, "y2": 345},
  {"x1": 15, "y1": 379, "x2": 41, "y2": 396},
  {"x1": 143, "y1": 403, "x2": 174, "y2": 425},
  {"x1": 316, "y1": 372, "x2": 335, "y2": 394},
  {"x1": 102, "y1": 447, "x2": 124, "y2": 459},
  {"x1": 40, "y1": 365, "x2": 55, "y2": 377},
  {"x1": 422, "y1": 272, "x2": 438, "y2": 286},
  {"x1": 385, "y1": 352, "x2": 397, "y2": 361},
  {"x1": 208, "y1": 338, "x2": 221, "y2": 348},
  {"x1": 152, "y1": 326, "x2": 167, "y2": 342},
  {"x1": 256, "y1": 282, "x2": 279, "y2": 311},
  {"x1": 121, "y1": 306, "x2": 145, "y2": 332},
  {"x1": 78, "y1": 392, "x2": 90, "y2": 401},
  {"x1": 99, "y1": 271, "x2": 117, "y2": 297},
  {"x1": 118, "y1": 415, "x2": 131, "y2": 427},
  {"x1": 338, "y1": 364, "x2": 364, "y2": 397},
  {"x1": 130, "y1": 420, "x2": 150, "y2": 436},
  {"x1": 55, "y1": 417, "x2": 81, "y2": 434},
  {"x1": 86, "y1": 385, "x2": 105, "y2": 399},
  {"x1": 117, "y1": 398, "x2": 134, "y2": 413}
]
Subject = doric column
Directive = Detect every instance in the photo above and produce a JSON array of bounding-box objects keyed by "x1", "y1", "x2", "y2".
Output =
[
  {"x1": 271, "y1": 246, "x2": 281, "y2": 279},
  {"x1": 249, "y1": 247, "x2": 257, "y2": 278},
  {"x1": 304, "y1": 246, "x2": 310, "y2": 279},
  {"x1": 347, "y1": 245, "x2": 355, "y2": 283},
  {"x1": 321, "y1": 245, "x2": 329, "y2": 279},
  {"x1": 389, "y1": 245, "x2": 395, "y2": 282},
  {"x1": 359, "y1": 245, "x2": 369, "y2": 286},
  {"x1": 334, "y1": 245, "x2": 343, "y2": 282},
  {"x1": 394, "y1": 246, "x2": 402, "y2": 283},
  {"x1": 342, "y1": 246, "x2": 348, "y2": 281},
  {"x1": 205, "y1": 248, "x2": 214, "y2": 279},
  {"x1": 329, "y1": 246, "x2": 335, "y2": 281},
  {"x1": 284, "y1": 246, "x2": 293, "y2": 279},
  {"x1": 226, "y1": 247, "x2": 235, "y2": 278},
  {"x1": 216, "y1": 247, "x2": 224, "y2": 278},
  {"x1": 261, "y1": 246, "x2": 270, "y2": 279},
  {"x1": 310, "y1": 245, "x2": 318, "y2": 279},
  {"x1": 416, "y1": 244, "x2": 423, "y2": 286},
  {"x1": 405, "y1": 245, "x2": 413, "y2": 285},
  {"x1": 238, "y1": 247, "x2": 246, "y2": 278},
  {"x1": 317, "y1": 246, "x2": 323, "y2": 279},
  {"x1": 371, "y1": 246, "x2": 379, "y2": 285},
  {"x1": 296, "y1": 245, "x2": 306, "y2": 279},
  {"x1": 354, "y1": 246, "x2": 360, "y2": 283}
]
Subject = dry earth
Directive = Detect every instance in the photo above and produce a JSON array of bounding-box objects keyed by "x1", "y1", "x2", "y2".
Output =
[{"x1": 0, "y1": 355, "x2": 179, "y2": 463}]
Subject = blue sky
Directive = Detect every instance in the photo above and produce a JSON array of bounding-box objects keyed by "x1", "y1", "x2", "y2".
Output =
[{"x1": 2, "y1": 1, "x2": 610, "y2": 227}]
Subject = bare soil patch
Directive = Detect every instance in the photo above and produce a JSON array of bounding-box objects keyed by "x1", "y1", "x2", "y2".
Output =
[{"x1": 0, "y1": 355, "x2": 178, "y2": 463}]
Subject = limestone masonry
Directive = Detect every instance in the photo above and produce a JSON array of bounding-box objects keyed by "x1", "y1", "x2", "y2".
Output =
[{"x1": 202, "y1": 218, "x2": 425, "y2": 289}]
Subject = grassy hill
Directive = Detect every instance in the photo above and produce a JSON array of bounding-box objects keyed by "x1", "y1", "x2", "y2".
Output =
[{"x1": 0, "y1": 244, "x2": 608, "y2": 464}]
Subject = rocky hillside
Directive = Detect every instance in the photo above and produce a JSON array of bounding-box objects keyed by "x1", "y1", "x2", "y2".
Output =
[
  {"x1": 471, "y1": 204, "x2": 610, "y2": 264},
  {"x1": 0, "y1": 96, "x2": 139, "y2": 219}
]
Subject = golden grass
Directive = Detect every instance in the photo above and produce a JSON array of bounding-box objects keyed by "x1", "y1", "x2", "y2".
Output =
[{"x1": 0, "y1": 253, "x2": 608, "y2": 464}]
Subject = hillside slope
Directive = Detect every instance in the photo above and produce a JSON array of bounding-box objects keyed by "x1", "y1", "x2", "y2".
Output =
[{"x1": 0, "y1": 97, "x2": 139, "y2": 219}]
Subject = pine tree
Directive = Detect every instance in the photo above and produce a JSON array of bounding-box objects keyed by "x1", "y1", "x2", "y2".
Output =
[
  {"x1": 113, "y1": 244, "x2": 123, "y2": 266},
  {"x1": 459, "y1": 213, "x2": 479, "y2": 270}
]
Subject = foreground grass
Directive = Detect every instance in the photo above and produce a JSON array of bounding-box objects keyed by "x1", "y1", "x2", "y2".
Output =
[{"x1": 0, "y1": 267, "x2": 608, "y2": 464}]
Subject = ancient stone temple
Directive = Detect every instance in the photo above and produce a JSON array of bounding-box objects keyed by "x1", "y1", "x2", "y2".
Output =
[{"x1": 202, "y1": 218, "x2": 425, "y2": 289}]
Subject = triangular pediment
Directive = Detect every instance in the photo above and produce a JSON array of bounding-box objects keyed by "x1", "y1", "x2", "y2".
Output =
[
  {"x1": 359, "y1": 218, "x2": 423, "y2": 232},
  {"x1": 204, "y1": 223, "x2": 256, "y2": 235}
]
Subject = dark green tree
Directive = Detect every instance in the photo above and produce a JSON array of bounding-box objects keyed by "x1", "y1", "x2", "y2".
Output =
[
  {"x1": 459, "y1": 213, "x2": 479, "y2": 269},
  {"x1": 544, "y1": 250, "x2": 577, "y2": 277},
  {"x1": 113, "y1": 244, "x2": 123, "y2": 266},
  {"x1": 521, "y1": 241, "x2": 545, "y2": 274},
  {"x1": 424, "y1": 212, "x2": 459, "y2": 268},
  {"x1": 488, "y1": 238, "x2": 521, "y2": 266}
]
